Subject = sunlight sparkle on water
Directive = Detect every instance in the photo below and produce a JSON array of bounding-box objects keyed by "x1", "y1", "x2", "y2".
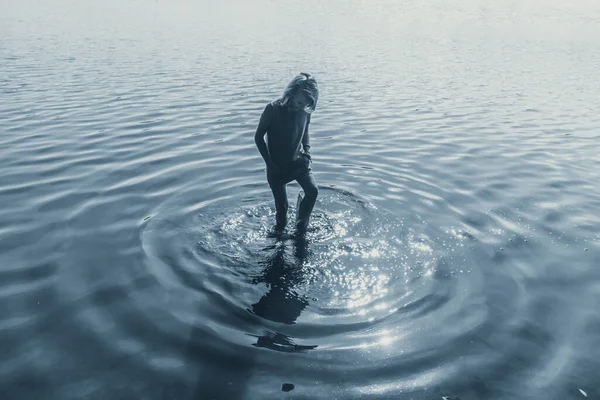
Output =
[
  {"x1": 377, "y1": 330, "x2": 395, "y2": 346},
  {"x1": 356, "y1": 328, "x2": 400, "y2": 351}
]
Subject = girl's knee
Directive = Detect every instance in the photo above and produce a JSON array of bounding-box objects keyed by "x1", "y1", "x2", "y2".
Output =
[{"x1": 306, "y1": 185, "x2": 318, "y2": 199}]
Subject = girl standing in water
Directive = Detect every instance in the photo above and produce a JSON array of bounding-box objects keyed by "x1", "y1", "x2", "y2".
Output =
[{"x1": 254, "y1": 73, "x2": 319, "y2": 235}]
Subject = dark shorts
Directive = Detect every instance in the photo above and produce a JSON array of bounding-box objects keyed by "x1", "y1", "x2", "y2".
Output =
[{"x1": 267, "y1": 153, "x2": 312, "y2": 188}]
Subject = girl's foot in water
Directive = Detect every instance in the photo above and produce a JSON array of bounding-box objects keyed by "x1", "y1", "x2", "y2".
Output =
[
  {"x1": 267, "y1": 224, "x2": 294, "y2": 241},
  {"x1": 267, "y1": 224, "x2": 284, "y2": 237}
]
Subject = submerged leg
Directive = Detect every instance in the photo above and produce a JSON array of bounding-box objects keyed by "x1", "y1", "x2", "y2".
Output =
[
  {"x1": 295, "y1": 172, "x2": 318, "y2": 233},
  {"x1": 270, "y1": 184, "x2": 289, "y2": 231}
]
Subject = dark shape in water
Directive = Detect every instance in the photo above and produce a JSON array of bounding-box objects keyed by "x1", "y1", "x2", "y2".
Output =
[
  {"x1": 282, "y1": 383, "x2": 295, "y2": 392},
  {"x1": 250, "y1": 236, "x2": 310, "y2": 324},
  {"x1": 248, "y1": 232, "x2": 318, "y2": 351},
  {"x1": 250, "y1": 331, "x2": 317, "y2": 353}
]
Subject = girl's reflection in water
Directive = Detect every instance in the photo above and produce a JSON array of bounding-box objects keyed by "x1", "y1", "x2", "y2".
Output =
[{"x1": 249, "y1": 234, "x2": 318, "y2": 352}]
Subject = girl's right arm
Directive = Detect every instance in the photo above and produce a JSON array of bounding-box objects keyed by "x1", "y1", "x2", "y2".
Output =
[{"x1": 254, "y1": 105, "x2": 277, "y2": 170}]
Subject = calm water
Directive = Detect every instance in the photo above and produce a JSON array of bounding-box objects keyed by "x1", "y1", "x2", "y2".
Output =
[{"x1": 2, "y1": 1, "x2": 600, "y2": 399}]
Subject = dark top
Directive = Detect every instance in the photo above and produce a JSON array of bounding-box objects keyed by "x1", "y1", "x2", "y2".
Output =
[{"x1": 257, "y1": 103, "x2": 311, "y2": 171}]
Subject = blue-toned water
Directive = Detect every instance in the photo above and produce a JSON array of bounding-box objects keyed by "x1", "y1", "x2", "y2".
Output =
[{"x1": 1, "y1": 0, "x2": 600, "y2": 399}]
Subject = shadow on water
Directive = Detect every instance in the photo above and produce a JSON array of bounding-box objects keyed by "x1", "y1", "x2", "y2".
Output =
[
  {"x1": 249, "y1": 233, "x2": 318, "y2": 352},
  {"x1": 189, "y1": 232, "x2": 316, "y2": 399}
]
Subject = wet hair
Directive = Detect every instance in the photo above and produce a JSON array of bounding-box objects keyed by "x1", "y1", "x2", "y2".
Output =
[{"x1": 273, "y1": 72, "x2": 319, "y2": 114}]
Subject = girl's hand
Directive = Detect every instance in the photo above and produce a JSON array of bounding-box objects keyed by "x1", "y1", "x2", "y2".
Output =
[{"x1": 302, "y1": 145, "x2": 312, "y2": 161}]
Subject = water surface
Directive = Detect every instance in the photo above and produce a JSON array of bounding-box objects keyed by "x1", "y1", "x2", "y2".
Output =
[{"x1": 1, "y1": 0, "x2": 600, "y2": 399}]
